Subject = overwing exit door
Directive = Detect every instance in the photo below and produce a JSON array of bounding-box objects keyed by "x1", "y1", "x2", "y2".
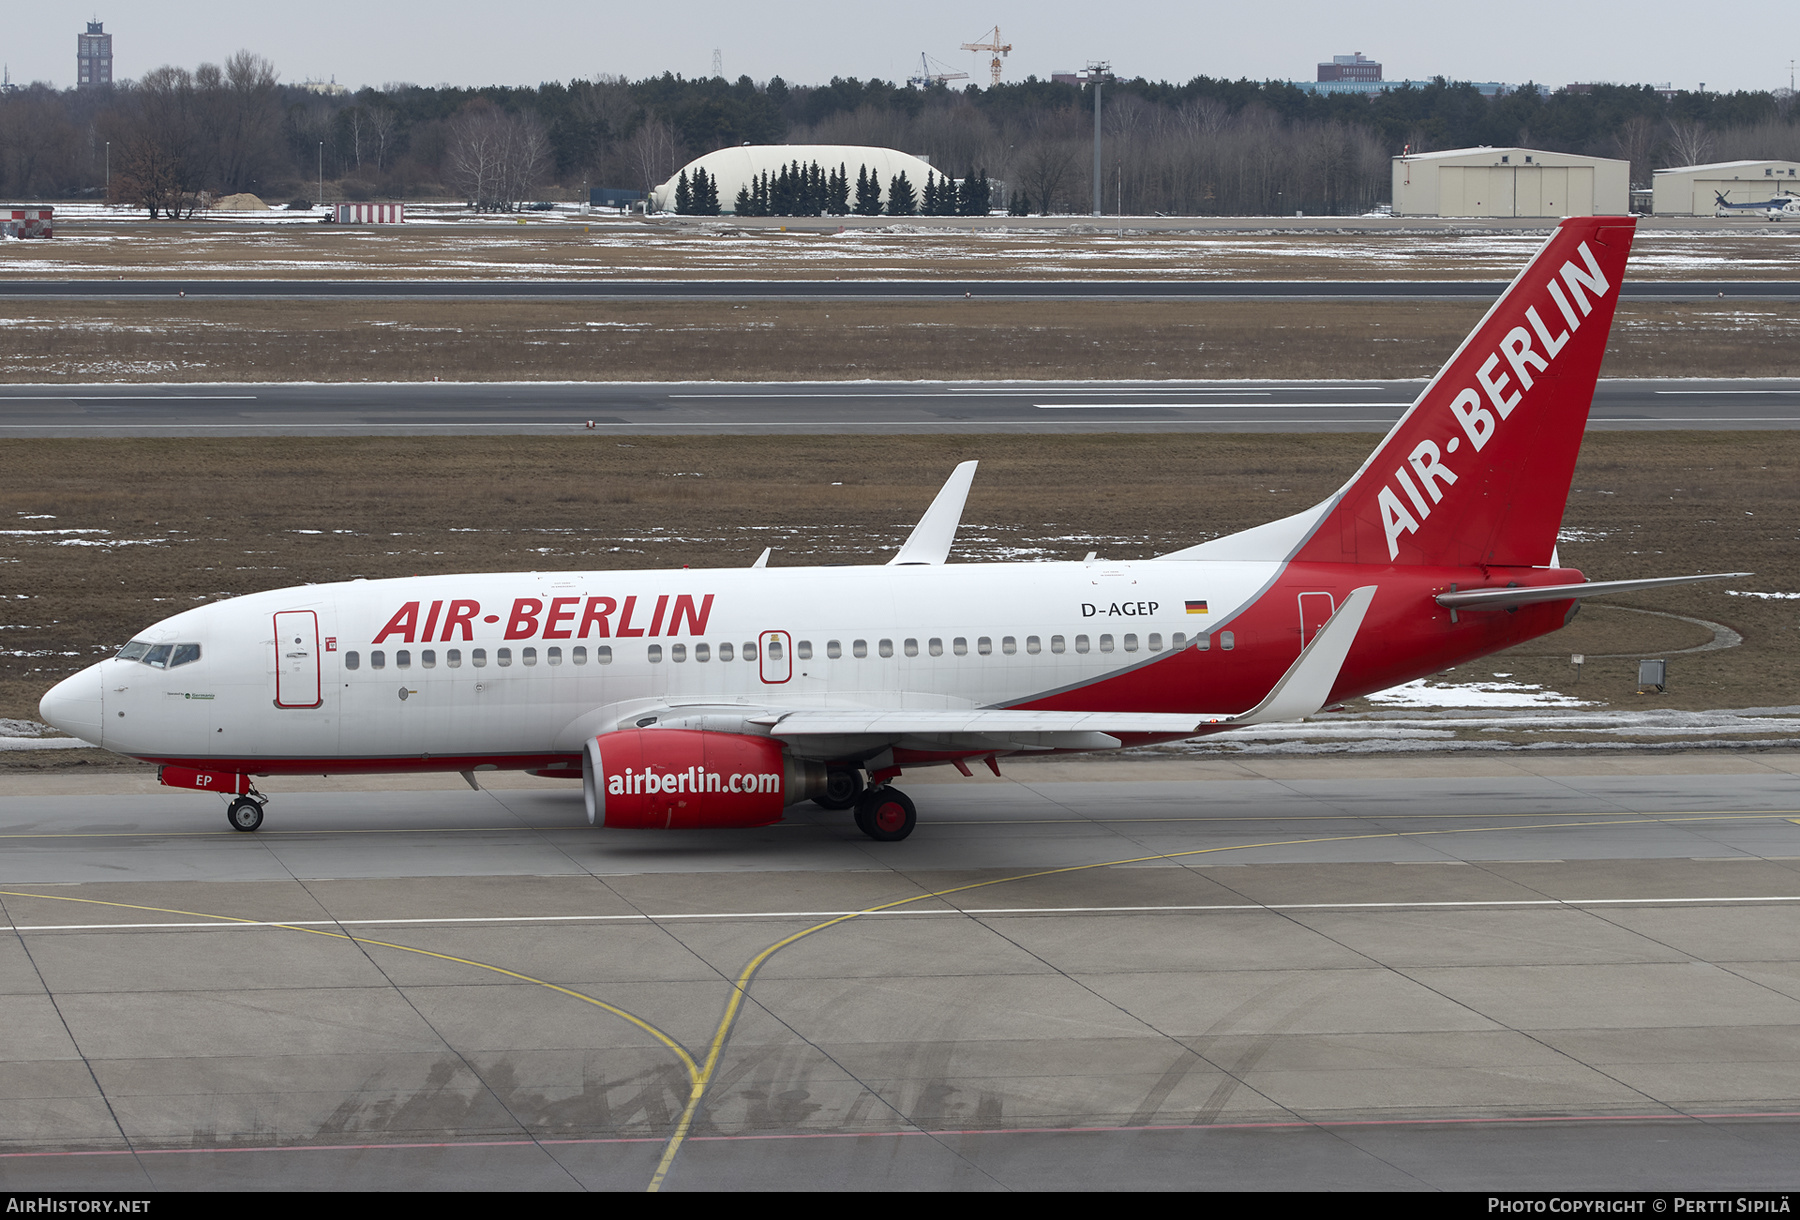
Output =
[{"x1": 758, "y1": 630, "x2": 791, "y2": 684}]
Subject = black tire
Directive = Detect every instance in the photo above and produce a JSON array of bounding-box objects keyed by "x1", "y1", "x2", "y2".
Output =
[
  {"x1": 227, "y1": 798, "x2": 264, "y2": 832},
  {"x1": 854, "y1": 787, "x2": 915, "y2": 842},
  {"x1": 814, "y1": 767, "x2": 865, "y2": 811}
]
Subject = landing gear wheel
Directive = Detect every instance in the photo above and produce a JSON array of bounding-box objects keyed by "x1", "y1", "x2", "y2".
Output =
[
  {"x1": 227, "y1": 797, "x2": 264, "y2": 832},
  {"x1": 854, "y1": 787, "x2": 915, "y2": 842},
  {"x1": 814, "y1": 767, "x2": 865, "y2": 811}
]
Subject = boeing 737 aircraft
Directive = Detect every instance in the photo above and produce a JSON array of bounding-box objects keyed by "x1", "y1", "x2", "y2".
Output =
[{"x1": 38, "y1": 215, "x2": 1740, "y2": 841}]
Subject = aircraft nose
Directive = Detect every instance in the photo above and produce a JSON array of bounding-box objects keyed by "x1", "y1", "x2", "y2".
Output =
[{"x1": 39, "y1": 665, "x2": 104, "y2": 746}]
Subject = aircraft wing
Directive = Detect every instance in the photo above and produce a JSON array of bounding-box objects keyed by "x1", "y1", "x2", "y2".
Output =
[{"x1": 749, "y1": 584, "x2": 1379, "y2": 744}]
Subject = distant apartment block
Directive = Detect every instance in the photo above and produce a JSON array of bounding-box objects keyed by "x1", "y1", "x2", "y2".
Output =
[
  {"x1": 77, "y1": 21, "x2": 112, "y2": 90},
  {"x1": 1318, "y1": 52, "x2": 1381, "y2": 83}
]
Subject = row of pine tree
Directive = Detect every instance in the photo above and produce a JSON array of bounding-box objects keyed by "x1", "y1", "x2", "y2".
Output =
[{"x1": 671, "y1": 160, "x2": 992, "y2": 217}]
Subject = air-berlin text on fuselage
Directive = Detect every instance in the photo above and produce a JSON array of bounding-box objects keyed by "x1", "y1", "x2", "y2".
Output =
[
  {"x1": 608, "y1": 766, "x2": 781, "y2": 796},
  {"x1": 1377, "y1": 239, "x2": 1613, "y2": 561},
  {"x1": 371, "y1": 595, "x2": 715, "y2": 644}
]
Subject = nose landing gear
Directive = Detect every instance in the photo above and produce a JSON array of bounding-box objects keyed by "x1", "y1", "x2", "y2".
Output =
[{"x1": 226, "y1": 794, "x2": 267, "y2": 832}]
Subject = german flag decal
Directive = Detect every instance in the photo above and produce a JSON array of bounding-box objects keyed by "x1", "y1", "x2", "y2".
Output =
[{"x1": 1185, "y1": 600, "x2": 1209, "y2": 615}]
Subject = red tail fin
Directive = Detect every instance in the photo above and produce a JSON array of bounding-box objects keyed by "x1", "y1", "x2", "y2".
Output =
[{"x1": 1294, "y1": 216, "x2": 1636, "y2": 568}]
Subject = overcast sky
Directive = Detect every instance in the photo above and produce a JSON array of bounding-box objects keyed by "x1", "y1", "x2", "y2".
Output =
[{"x1": 7, "y1": 2, "x2": 1789, "y2": 95}]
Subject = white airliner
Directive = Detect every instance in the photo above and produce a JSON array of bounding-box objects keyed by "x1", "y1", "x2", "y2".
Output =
[{"x1": 38, "y1": 215, "x2": 1741, "y2": 840}]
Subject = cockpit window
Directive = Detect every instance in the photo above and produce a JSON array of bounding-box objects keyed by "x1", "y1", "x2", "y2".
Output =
[{"x1": 116, "y1": 641, "x2": 201, "y2": 669}]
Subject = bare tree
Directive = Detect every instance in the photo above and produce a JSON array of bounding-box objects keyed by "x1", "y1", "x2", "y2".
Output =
[
  {"x1": 447, "y1": 102, "x2": 549, "y2": 211},
  {"x1": 624, "y1": 116, "x2": 681, "y2": 194},
  {"x1": 115, "y1": 66, "x2": 203, "y2": 217},
  {"x1": 1613, "y1": 115, "x2": 1662, "y2": 188},
  {"x1": 1665, "y1": 119, "x2": 1712, "y2": 168}
]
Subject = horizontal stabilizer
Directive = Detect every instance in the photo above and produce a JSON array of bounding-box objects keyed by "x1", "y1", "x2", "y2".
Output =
[{"x1": 1435, "y1": 572, "x2": 1748, "y2": 610}]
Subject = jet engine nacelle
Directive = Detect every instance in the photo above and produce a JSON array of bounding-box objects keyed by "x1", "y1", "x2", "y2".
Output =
[{"x1": 582, "y1": 728, "x2": 826, "y2": 829}]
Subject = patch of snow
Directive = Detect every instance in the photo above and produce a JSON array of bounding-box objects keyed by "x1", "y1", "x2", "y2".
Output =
[{"x1": 1365, "y1": 679, "x2": 1597, "y2": 709}]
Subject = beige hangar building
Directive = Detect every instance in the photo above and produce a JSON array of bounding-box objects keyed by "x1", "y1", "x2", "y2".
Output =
[
  {"x1": 1652, "y1": 160, "x2": 1800, "y2": 215},
  {"x1": 1393, "y1": 147, "x2": 1630, "y2": 217}
]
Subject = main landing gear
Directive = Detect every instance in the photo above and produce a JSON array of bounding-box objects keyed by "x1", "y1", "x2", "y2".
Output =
[
  {"x1": 226, "y1": 793, "x2": 267, "y2": 832},
  {"x1": 853, "y1": 786, "x2": 916, "y2": 842}
]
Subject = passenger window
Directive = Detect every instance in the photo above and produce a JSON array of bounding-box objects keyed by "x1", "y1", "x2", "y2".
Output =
[
  {"x1": 1123, "y1": 634, "x2": 1138, "y2": 652},
  {"x1": 1051, "y1": 635, "x2": 1066, "y2": 654},
  {"x1": 953, "y1": 637, "x2": 968, "y2": 656},
  {"x1": 1196, "y1": 634, "x2": 1209, "y2": 651},
  {"x1": 694, "y1": 643, "x2": 709, "y2": 662},
  {"x1": 1075, "y1": 635, "x2": 1090, "y2": 654},
  {"x1": 929, "y1": 638, "x2": 943, "y2": 657},
  {"x1": 471, "y1": 649, "x2": 487, "y2": 667},
  {"x1": 648, "y1": 645, "x2": 663, "y2": 663},
  {"x1": 878, "y1": 639, "x2": 892, "y2": 658},
  {"x1": 447, "y1": 649, "x2": 462, "y2": 668},
  {"x1": 1099, "y1": 635, "x2": 1114, "y2": 653},
  {"x1": 522, "y1": 647, "x2": 537, "y2": 666},
  {"x1": 371, "y1": 650, "x2": 386, "y2": 669},
  {"x1": 767, "y1": 640, "x2": 783, "y2": 660},
  {"x1": 597, "y1": 646, "x2": 613, "y2": 664},
  {"x1": 345, "y1": 651, "x2": 360, "y2": 670},
  {"x1": 1220, "y1": 631, "x2": 1234, "y2": 651},
  {"x1": 1148, "y1": 634, "x2": 1162, "y2": 651},
  {"x1": 743, "y1": 642, "x2": 757, "y2": 661},
  {"x1": 573, "y1": 646, "x2": 587, "y2": 664},
  {"x1": 144, "y1": 644, "x2": 172, "y2": 669},
  {"x1": 396, "y1": 649, "x2": 411, "y2": 669},
  {"x1": 1026, "y1": 636, "x2": 1041, "y2": 654},
  {"x1": 547, "y1": 647, "x2": 562, "y2": 665},
  {"x1": 171, "y1": 643, "x2": 201, "y2": 667},
  {"x1": 1002, "y1": 636, "x2": 1016, "y2": 656},
  {"x1": 904, "y1": 638, "x2": 918, "y2": 657},
  {"x1": 978, "y1": 637, "x2": 992, "y2": 656},
  {"x1": 853, "y1": 640, "x2": 867, "y2": 658},
  {"x1": 671, "y1": 643, "x2": 687, "y2": 662},
  {"x1": 718, "y1": 642, "x2": 733, "y2": 662},
  {"x1": 826, "y1": 640, "x2": 841, "y2": 659},
  {"x1": 496, "y1": 648, "x2": 512, "y2": 667},
  {"x1": 422, "y1": 649, "x2": 437, "y2": 668},
  {"x1": 797, "y1": 640, "x2": 812, "y2": 660}
]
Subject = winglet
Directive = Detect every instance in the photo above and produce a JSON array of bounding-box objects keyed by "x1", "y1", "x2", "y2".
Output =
[
  {"x1": 1231, "y1": 585, "x2": 1377, "y2": 725},
  {"x1": 750, "y1": 547, "x2": 771, "y2": 568},
  {"x1": 889, "y1": 460, "x2": 978, "y2": 566}
]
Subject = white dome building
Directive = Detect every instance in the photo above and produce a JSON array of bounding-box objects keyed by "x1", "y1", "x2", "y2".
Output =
[{"x1": 650, "y1": 144, "x2": 944, "y2": 213}]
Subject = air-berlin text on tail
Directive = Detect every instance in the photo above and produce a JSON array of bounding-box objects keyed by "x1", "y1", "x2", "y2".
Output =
[
  {"x1": 1378, "y1": 240, "x2": 1612, "y2": 561},
  {"x1": 371, "y1": 594, "x2": 716, "y2": 644}
]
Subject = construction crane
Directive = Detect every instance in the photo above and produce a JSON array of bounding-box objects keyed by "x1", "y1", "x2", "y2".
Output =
[
  {"x1": 908, "y1": 52, "x2": 970, "y2": 89},
  {"x1": 961, "y1": 26, "x2": 1012, "y2": 88}
]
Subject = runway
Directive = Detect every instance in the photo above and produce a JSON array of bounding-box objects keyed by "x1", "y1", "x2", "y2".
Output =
[
  {"x1": 1, "y1": 755, "x2": 1797, "y2": 1190},
  {"x1": 4, "y1": 378, "x2": 1800, "y2": 436},
  {"x1": 1, "y1": 278, "x2": 1796, "y2": 301}
]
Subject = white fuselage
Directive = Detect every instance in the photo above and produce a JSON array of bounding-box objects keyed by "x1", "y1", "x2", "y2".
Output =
[{"x1": 50, "y1": 559, "x2": 1277, "y2": 768}]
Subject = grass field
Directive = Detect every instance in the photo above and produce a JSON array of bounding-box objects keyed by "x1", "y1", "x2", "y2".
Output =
[
  {"x1": 2, "y1": 222, "x2": 1796, "y2": 281},
  {"x1": 0, "y1": 433, "x2": 1792, "y2": 747},
  {"x1": 3, "y1": 299, "x2": 1798, "y2": 382}
]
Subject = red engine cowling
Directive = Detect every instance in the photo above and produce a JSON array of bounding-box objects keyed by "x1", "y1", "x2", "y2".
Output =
[{"x1": 582, "y1": 729, "x2": 825, "y2": 829}]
